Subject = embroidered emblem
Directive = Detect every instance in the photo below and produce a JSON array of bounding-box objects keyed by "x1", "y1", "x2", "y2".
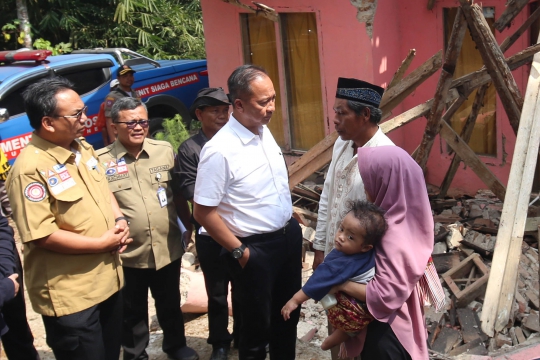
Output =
[
  {"x1": 336, "y1": 87, "x2": 382, "y2": 105},
  {"x1": 52, "y1": 164, "x2": 66, "y2": 173},
  {"x1": 117, "y1": 165, "x2": 128, "y2": 174},
  {"x1": 48, "y1": 170, "x2": 56, "y2": 177},
  {"x1": 117, "y1": 157, "x2": 126, "y2": 166},
  {"x1": 48, "y1": 177, "x2": 59, "y2": 187},
  {"x1": 59, "y1": 171, "x2": 71, "y2": 181},
  {"x1": 24, "y1": 182, "x2": 46, "y2": 202},
  {"x1": 106, "y1": 168, "x2": 117, "y2": 176}
]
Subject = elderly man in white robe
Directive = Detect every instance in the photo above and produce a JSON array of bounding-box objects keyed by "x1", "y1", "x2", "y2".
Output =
[{"x1": 312, "y1": 77, "x2": 395, "y2": 267}]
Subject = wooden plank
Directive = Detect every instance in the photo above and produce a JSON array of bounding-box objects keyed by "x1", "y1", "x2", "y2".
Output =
[
  {"x1": 457, "y1": 308, "x2": 482, "y2": 343},
  {"x1": 431, "y1": 326, "x2": 460, "y2": 354},
  {"x1": 292, "y1": 206, "x2": 318, "y2": 221},
  {"x1": 380, "y1": 50, "x2": 443, "y2": 118},
  {"x1": 500, "y1": 6, "x2": 540, "y2": 53},
  {"x1": 439, "y1": 121, "x2": 506, "y2": 201},
  {"x1": 416, "y1": 8, "x2": 467, "y2": 170},
  {"x1": 460, "y1": 2, "x2": 523, "y2": 134},
  {"x1": 481, "y1": 32, "x2": 540, "y2": 336},
  {"x1": 387, "y1": 49, "x2": 416, "y2": 90},
  {"x1": 289, "y1": 147, "x2": 333, "y2": 191},
  {"x1": 221, "y1": 0, "x2": 278, "y2": 22},
  {"x1": 288, "y1": 131, "x2": 338, "y2": 178},
  {"x1": 494, "y1": 0, "x2": 530, "y2": 33},
  {"x1": 439, "y1": 84, "x2": 489, "y2": 198}
]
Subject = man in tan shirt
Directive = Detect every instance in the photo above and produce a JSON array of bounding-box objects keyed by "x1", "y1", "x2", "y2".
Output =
[
  {"x1": 6, "y1": 77, "x2": 131, "y2": 360},
  {"x1": 97, "y1": 97, "x2": 198, "y2": 360}
]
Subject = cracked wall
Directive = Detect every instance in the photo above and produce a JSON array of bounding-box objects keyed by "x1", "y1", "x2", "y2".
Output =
[{"x1": 350, "y1": 0, "x2": 378, "y2": 38}]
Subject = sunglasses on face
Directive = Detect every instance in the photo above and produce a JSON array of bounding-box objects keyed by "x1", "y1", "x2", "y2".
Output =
[{"x1": 115, "y1": 119, "x2": 150, "y2": 129}]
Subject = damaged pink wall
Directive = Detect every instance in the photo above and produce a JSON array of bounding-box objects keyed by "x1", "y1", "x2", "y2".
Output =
[
  {"x1": 200, "y1": 0, "x2": 529, "y2": 195},
  {"x1": 371, "y1": 0, "x2": 527, "y2": 195},
  {"x1": 200, "y1": 0, "x2": 376, "y2": 135}
]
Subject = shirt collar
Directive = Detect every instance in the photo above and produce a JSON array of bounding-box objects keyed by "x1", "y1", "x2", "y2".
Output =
[
  {"x1": 229, "y1": 114, "x2": 262, "y2": 145},
  {"x1": 111, "y1": 138, "x2": 149, "y2": 159},
  {"x1": 362, "y1": 127, "x2": 383, "y2": 148},
  {"x1": 30, "y1": 133, "x2": 82, "y2": 164}
]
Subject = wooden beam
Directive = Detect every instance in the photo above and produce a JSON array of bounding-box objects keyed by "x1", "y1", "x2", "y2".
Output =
[
  {"x1": 416, "y1": 8, "x2": 467, "y2": 170},
  {"x1": 387, "y1": 49, "x2": 416, "y2": 90},
  {"x1": 439, "y1": 121, "x2": 506, "y2": 201},
  {"x1": 380, "y1": 50, "x2": 443, "y2": 118},
  {"x1": 221, "y1": 0, "x2": 278, "y2": 22},
  {"x1": 439, "y1": 84, "x2": 489, "y2": 198},
  {"x1": 289, "y1": 146, "x2": 333, "y2": 191},
  {"x1": 500, "y1": 6, "x2": 540, "y2": 53},
  {"x1": 288, "y1": 131, "x2": 338, "y2": 181},
  {"x1": 493, "y1": 0, "x2": 529, "y2": 33},
  {"x1": 481, "y1": 33, "x2": 540, "y2": 336},
  {"x1": 460, "y1": 1, "x2": 523, "y2": 134},
  {"x1": 427, "y1": 0, "x2": 436, "y2": 11}
]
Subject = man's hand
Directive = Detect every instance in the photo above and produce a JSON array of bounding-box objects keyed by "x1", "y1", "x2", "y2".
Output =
[
  {"x1": 100, "y1": 225, "x2": 133, "y2": 253},
  {"x1": 8, "y1": 273, "x2": 19, "y2": 296},
  {"x1": 281, "y1": 298, "x2": 300, "y2": 320},
  {"x1": 238, "y1": 246, "x2": 250, "y2": 269},
  {"x1": 312, "y1": 249, "x2": 324, "y2": 270},
  {"x1": 182, "y1": 230, "x2": 193, "y2": 250}
]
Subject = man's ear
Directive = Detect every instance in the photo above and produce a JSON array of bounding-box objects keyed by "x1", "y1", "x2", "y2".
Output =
[
  {"x1": 362, "y1": 106, "x2": 371, "y2": 122},
  {"x1": 234, "y1": 98, "x2": 244, "y2": 113},
  {"x1": 41, "y1": 116, "x2": 55, "y2": 133},
  {"x1": 195, "y1": 108, "x2": 204, "y2": 122},
  {"x1": 111, "y1": 123, "x2": 119, "y2": 136}
]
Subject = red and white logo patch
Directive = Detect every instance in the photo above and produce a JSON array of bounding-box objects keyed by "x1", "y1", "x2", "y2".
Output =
[{"x1": 24, "y1": 182, "x2": 47, "y2": 202}]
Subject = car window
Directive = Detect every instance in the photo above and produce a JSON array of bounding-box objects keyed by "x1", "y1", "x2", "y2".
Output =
[{"x1": 60, "y1": 67, "x2": 110, "y2": 96}]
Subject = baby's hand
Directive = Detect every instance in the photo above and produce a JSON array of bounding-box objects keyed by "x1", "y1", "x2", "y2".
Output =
[{"x1": 281, "y1": 299, "x2": 299, "y2": 321}]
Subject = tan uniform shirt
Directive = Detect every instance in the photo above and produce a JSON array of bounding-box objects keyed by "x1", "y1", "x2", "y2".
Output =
[
  {"x1": 6, "y1": 134, "x2": 123, "y2": 317},
  {"x1": 96, "y1": 138, "x2": 183, "y2": 270}
]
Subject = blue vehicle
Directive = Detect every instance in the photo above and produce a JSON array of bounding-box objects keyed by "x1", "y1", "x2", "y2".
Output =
[{"x1": 0, "y1": 48, "x2": 208, "y2": 163}]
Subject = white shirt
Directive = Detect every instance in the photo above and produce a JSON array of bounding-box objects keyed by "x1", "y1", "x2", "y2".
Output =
[
  {"x1": 312, "y1": 128, "x2": 395, "y2": 255},
  {"x1": 194, "y1": 115, "x2": 292, "y2": 238}
]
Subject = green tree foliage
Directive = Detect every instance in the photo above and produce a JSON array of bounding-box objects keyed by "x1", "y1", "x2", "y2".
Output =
[
  {"x1": 0, "y1": 0, "x2": 205, "y2": 59},
  {"x1": 153, "y1": 115, "x2": 191, "y2": 153}
]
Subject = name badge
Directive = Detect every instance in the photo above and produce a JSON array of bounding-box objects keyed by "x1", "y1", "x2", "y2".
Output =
[{"x1": 157, "y1": 187, "x2": 167, "y2": 208}]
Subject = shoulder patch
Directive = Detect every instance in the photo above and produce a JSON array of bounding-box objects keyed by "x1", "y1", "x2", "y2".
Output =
[{"x1": 24, "y1": 182, "x2": 47, "y2": 202}]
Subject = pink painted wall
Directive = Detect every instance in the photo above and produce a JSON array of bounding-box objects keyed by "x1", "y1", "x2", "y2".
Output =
[{"x1": 200, "y1": 0, "x2": 530, "y2": 195}]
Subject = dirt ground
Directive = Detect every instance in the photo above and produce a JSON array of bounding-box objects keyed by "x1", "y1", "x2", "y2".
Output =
[{"x1": 1, "y1": 218, "x2": 330, "y2": 360}]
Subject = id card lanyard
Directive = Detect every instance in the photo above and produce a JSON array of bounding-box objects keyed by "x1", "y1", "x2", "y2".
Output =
[{"x1": 156, "y1": 172, "x2": 167, "y2": 208}]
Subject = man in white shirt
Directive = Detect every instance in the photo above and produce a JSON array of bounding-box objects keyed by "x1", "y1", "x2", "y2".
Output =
[
  {"x1": 312, "y1": 78, "x2": 395, "y2": 269},
  {"x1": 193, "y1": 65, "x2": 302, "y2": 360}
]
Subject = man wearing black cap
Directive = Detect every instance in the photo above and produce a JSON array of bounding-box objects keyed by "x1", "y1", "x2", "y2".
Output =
[
  {"x1": 312, "y1": 78, "x2": 394, "y2": 268},
  {"x1": 103, "y1": 65, "x2": 138, "y2": 143},
  {"x1": 175, "y1": 88, "x2": 237, "y2": 360}
]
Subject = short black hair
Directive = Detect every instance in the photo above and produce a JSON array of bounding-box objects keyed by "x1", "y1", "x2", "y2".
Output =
[
  {"x1": 346, "y1": 101, "x2": 383, "y2": 124},
  {"x1": 111, "y1": 97, "x2": 147, "y2": 123},
  {"x1": 23, "y1": 77, "x2": 76, "y2": 130},
  {"x1": 347, "y1": 200, "x2": 388, "y2": 246},
  {"x1": 227, "y1": 64, "x2": 268, "y2": 102}
]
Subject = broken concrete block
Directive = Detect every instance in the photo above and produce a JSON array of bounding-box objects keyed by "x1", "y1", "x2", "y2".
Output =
[
  {"x1": 523, "y1": 313, "x2": 540, "y2": 333},
  {"x1": 181, "y1": 252, "x2": 196, "y2": 268},
  {"x1": 495, "y1": 333, "x2": 512, "y2": 348},
  {"x1": 469, "y1": 203, "x2": 483, "y2": 218},
  {"x1": 514, "y1": 326, "x2": 527, "y2": 344},
  {"x1": 525, "y1": 289, "x2": 540, "y2": 310},
  {"x1": 457, "y1": 308, "x2": 481, "y2": 344},
  {"x1": 446, "y1": 225, "x2": 463, "y2": 249},
  {"x1": 461, "y1": 230, "x2": 496, "y2": 256},
  {"x1": 300, "y1": 225, "x2": 316, "y2": 243},
  {"x1": 431, "y1": 326, "x2": 461, "y2": 354},
  {"x1": 432, "y1": 252, "x2": 460, "y2": 273},
  {"x1": 509, "y1": 327, "x2": 519, "y2": 346},
  {"x1": 447, "y1": 338, "x2": 484, "y2": 356},
  {"x1": 433, "y1": 242, "x2": 448, "y2": 255}
]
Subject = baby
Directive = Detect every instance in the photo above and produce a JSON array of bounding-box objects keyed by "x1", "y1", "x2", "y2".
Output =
[{"x1": 281, "y1": 200, "x2": 387, "y2": 351}]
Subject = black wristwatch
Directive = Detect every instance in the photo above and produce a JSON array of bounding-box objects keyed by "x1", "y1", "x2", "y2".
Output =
[
  {"x1": 115, "y1": 216, "x2": 130, "y2": 225},
  {"x1": 231, "y1": 244, "x2": 247, "y2": 260}
]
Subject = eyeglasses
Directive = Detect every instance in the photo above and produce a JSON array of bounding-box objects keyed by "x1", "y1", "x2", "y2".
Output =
[
  {"x1": 115, "y1": 119, "x2": 150, "y2": 129},
  {"x1": 53, "y1": 106, "x2": 88, "y2": 121}
]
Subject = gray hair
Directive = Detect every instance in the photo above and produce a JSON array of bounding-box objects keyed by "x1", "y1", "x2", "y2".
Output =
[
  {"x1": 111, "y1": 97, "x2": 147, "y2": 123},
  {"x1": 227, "y1": 64, "x2": 268, "y2": 102},
  {"x1": 346, "y1": 100, "x2": 382, "y2": 124}
]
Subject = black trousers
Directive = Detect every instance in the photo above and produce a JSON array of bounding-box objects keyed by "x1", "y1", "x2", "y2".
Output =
[
  {"x1": 195, "y1": 233, "x2": 240, "y2": 349},
  {"x1": 1, "y1": 252, "x2": 39, "y2": 360},
  {"x1": 122, "y1": 259, "x2": 187, "y2": 360},
  {"x1": 42, "y1": 291, "x2": 122, "y2": 360},
  {"x1": 226, "y1": 218, "x2": 302, "y2": 360},
  {"x1": 361, "y1": 320, "x2": 412, "y2": 360}
]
